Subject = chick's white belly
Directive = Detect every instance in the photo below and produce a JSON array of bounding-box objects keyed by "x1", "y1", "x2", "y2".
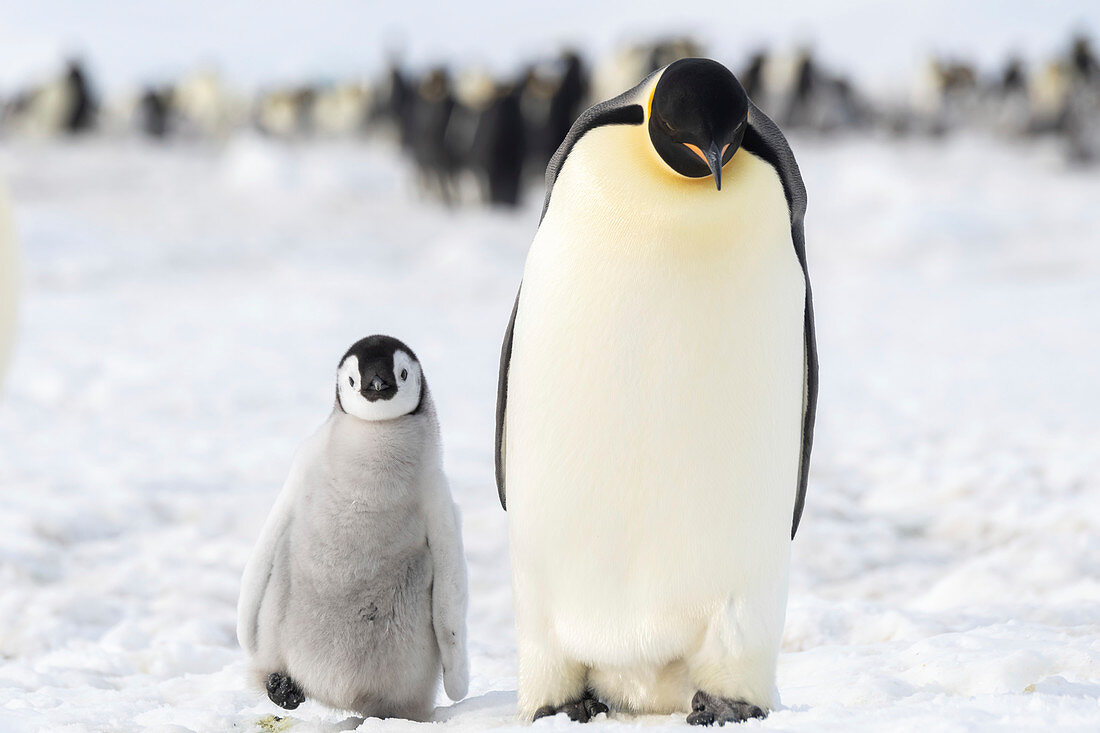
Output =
[{"x1": 506, "y1": 231, "x2": 805, "y2": 664}]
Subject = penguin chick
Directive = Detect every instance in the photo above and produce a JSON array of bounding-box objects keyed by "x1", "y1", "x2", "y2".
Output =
[{"x1": 237, "y1": 335, "x2": 469, "y2": 721}]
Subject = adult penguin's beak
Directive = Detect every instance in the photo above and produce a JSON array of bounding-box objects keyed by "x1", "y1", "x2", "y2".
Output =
[
  {"x1": 683, "y1": 141, "x2": 729, "y2": 190},
  {"x1": 705, "y1": 140, "x2": 724, "y2": 191}
]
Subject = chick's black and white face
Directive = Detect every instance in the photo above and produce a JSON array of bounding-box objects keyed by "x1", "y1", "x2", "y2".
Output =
[
  {"x1": 336, "y1": 338, "x2": 423, "y2": 421},
  {"x1": 648, "y1": 58, "x2": 749, "y2": 190}
]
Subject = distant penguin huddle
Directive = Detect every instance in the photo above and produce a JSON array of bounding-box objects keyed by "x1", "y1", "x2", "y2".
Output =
[
  {"x1": 380, "y1": 51, "x2": 590, "y2": 207},
  {"x1": 239, "y1": 58, "x2": 816, "y2": 727}
]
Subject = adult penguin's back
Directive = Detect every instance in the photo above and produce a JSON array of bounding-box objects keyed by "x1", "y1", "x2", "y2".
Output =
[{"x1": 495, "y1": 58, "x2": 817, "y2": 724}]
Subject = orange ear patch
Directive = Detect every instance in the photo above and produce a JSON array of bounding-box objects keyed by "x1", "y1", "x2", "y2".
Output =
[{"x1": 682, "y1": 143, "x2": 708, "y2": 164}]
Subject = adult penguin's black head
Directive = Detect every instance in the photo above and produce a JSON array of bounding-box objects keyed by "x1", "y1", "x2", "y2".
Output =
[{"x1": 648, "y1": 58, "x2": 749, "y2": 190}]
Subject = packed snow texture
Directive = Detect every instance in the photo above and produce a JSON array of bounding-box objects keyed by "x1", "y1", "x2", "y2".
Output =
[{"x1": 0, "y1": 135, "x2": 1098, "y2": 732}]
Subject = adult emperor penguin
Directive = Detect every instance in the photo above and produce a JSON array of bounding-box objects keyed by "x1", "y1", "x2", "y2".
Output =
[
  {"x1": 238, "y1": 336, "x2": 469, "y2": 721},
  {"x1": 495, "y1": 58, "x2": 817, "y2": 725}
]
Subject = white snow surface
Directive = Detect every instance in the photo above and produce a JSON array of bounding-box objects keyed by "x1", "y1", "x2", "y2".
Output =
[{"x1": 0, "y1": 135, "x2": 1098, "y2": 732}]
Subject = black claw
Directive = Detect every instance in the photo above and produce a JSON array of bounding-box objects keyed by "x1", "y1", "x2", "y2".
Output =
[
  {"x1": 533, "y1": 693, "x2": 608, "y2": 723},
  {"x1": 583, "y1": 698, "x2": 609, "y2": 718},
  {"x1": 687, "y1": 691, "x2": 766, "y2": 726},
  {"x1": 560, "y1": 699, "x2": 595, "y2": 722},
  {"x1": 266, "y1": 672, "x2": 306, "y2": 710},
  {"x1": 687, "y1": 710, "x2": 716, "y2": 726}
]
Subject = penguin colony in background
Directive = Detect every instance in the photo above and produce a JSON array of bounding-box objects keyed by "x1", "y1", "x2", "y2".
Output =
[
  {"x1": 238, "y1": 336, "x2": 468, "y2": 721},
  {"x1": 496, "y1": 57, "x2": 816, "y2": 724},
  {"x1": 2, "y1": 31, "x2": 1097, "y2": 192}
]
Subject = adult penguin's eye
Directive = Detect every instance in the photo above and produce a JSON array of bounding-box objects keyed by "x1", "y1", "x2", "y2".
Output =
[{"x1": 401, "y1": 369, "x2": 408, "y2": 381}]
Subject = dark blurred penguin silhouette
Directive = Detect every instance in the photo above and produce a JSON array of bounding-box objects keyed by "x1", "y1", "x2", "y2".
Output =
[
  {"x1": 472, "y1": 81, "x2": 527, "y2": 207},
  {"x1": 138, "y1": 87, "x2": 172, "y2": 139},
  {"x1": 412, "y1": 68, "x2": 460, "y2": 204},
  {"x1": 742, "y1": 51, "x2": 768, "y2": 102},
  {"x1": 1064, "y1": 35, "x2": 1100, "y2": 164},
  {"x1": 541, "y1": 51, "x2": 588, "y2": 168},
  {"x1": 63, "y1": 59, "x2": 97, "y2": 134}
]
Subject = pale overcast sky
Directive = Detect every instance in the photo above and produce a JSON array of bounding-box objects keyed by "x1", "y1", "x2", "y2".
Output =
[{"x1": 0, "y1": 0, "x2": 1097, "y2": 93}]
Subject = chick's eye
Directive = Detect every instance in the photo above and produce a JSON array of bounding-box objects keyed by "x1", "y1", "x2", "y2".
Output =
[
  {"x1": 401, "y1": 369, "x2": 408, "y2": 381},
  {"x1": 348, "y1": 376, "x2": 354, "y2": 387}
]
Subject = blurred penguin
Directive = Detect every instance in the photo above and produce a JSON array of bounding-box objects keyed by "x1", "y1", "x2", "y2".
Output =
[
  {"x1": 412, "y1": 68, "x2": 460, "y2": 204},
  {"x1": 988, "y1": 56, "x2": 1031, "y2": 138},
  {"x1": 591, "y1": 46, "x2": 650, "y2": 106},
  {"x1": 4, "y1": 88, "x2": 61, "y2": 138},
  {"x1": 62, "y1": 59, "x2": 97, "y2": 134},
  {"x1": 0, "y1": 182, "x2": 17, "y2": 393},
  {"x1": 1001, "y1": 57, "x2": 1028, "y2": 95},
  {"x1": 172, "y1": 69, "x2": 245, "y2": 140},
  {"x1": 4, "y1": 58, "x2": 98, "y2": 137},
  {"x1": 783, "y1": 49, "x2": 818, "y2": 128},
  {"x1": 471, "y1": 81, "x2": 526, "y2": 207},
  {"x1": 747, "y1": 48, "x2": 861, "y2": 132},
  {"x1": 755, "y1": 50, "x2": 802, "y2": 125},
  {"x1": 591, "y1": 37, "x2": 703, "y2": 104},
  {"x1": 255, "y1": 86, "x2": 318, "y2": 138},
  {"x1": 255, "y1": 89, "x2": 300, "y2": 137},
  {"x1": 138, "y1": 87, "x2": 173, "y2": 139},
  {"x1": 911, "y1": 57, "x2": 979, "y2": 135},
  {"x1": 447, "y1": 68, "x2": 497, "y2": 202},
  {"x1": 536, "y1": 51, "x2": 588, "y2": 172},
  {"x1": 742, "y1": 50, "x2": 768, "y2": 104},
  {"x1": 1064, "y1": 35, "x2": 1100, "y2": 164},
  {"x1": 371, "y1": 64, "x2": 417, "y2": 149},
  {"x1": 311, "y1": 82, "x2": 372, "y2": 137},
  {"x1": 646, "y1": 37, "x2": 705, "y2": 75},
  {"x1": 1028, "y1": 61, "x2": 1070, "y2": 134},
  {"x1": 1071, "y1": 34, "x2": 1099, "y2": 82},
  {"x1": 520, "y1": 63, "x2": 559, "y2": 174}
]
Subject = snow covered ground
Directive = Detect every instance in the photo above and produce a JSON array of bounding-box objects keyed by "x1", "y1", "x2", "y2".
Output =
[{"x1": 0, "y1": 133, "x2": 1097, "y2": 732}]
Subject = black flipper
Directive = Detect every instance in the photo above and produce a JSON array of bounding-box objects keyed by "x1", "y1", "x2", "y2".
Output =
[
  {"x1": 741, "y1": 101, "x2": 818, "y2": 539},
  {"x1": 495, "y1": 76, "x2": 649, "y2": 511},
  {"x1": 494, "y1": 289, "x2": 520, "y2": 510}
]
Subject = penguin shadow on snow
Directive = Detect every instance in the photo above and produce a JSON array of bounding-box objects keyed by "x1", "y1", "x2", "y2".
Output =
[
  {"x1": 246, "y1": 712, "x2": 360, "y2": 732},
  {"x1": 248, "y1": 690, "x2": 795, "y2": 729},
  {"x1": 245, "y1": 691, "x2": 518, "y2": 730},
  {"x1": 433, "y1": 690, "x2": 520, "y2": 725}
]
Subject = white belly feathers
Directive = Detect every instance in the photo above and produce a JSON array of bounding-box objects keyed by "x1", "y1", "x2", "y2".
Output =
[{"x1": 505, "y1": 124, "x2": 805, "y2": 663}]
